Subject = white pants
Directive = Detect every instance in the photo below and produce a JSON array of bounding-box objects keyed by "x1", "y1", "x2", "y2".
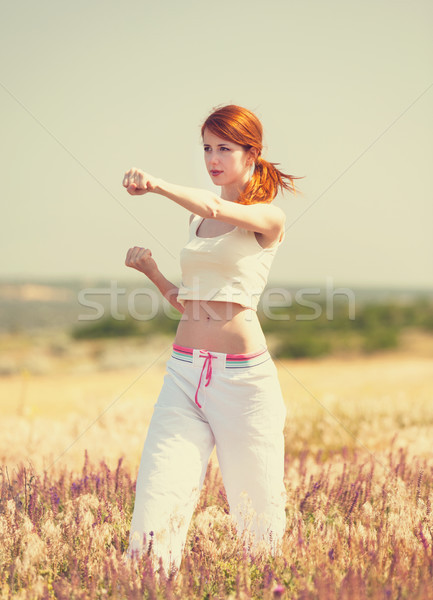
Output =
[{"x1": 125, "y1": 343, "x2": 287, "y2": 572}]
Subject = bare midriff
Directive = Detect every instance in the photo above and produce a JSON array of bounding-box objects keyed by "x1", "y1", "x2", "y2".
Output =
[{"x1": 173, "y1": 300, "x2": 268, "y2": 354}]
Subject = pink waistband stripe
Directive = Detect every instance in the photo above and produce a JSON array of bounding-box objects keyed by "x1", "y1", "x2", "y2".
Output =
[{"x1": 172, "y1": 343, "x2": 268, "y2": 361}]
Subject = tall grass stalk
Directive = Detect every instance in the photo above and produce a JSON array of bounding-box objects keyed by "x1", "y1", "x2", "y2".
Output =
[{"x1": 1, "y1": 444, "x2": 432, "y2": 599}]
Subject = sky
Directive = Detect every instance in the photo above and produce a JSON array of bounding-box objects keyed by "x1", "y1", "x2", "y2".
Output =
[{"x1": 1, "y1": 0, "x2": 432, "y2": 290}]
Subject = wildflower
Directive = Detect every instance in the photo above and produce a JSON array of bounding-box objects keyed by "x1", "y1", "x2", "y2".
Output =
[{"x1": 272, "y1": 584, "x2": 285, "y2": 598}]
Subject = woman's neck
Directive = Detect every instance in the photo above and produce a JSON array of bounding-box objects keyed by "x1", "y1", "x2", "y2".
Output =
[{"x1": 220, "y1": 175, "x2": 250, "y2": 202}]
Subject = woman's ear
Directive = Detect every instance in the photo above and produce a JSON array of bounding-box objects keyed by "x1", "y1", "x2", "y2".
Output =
[{"x1": 247, "y1": 148, "x2": 259, "y2": 166}]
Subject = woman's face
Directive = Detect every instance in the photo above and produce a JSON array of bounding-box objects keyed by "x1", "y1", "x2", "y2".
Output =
[{"x1": 203, "y1": 128, "x2": 253, "y2": 191}]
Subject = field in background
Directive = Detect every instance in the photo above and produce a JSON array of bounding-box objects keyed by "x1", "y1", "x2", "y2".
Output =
[
  {"x1": 0, "y1": 281, "x2": 432, "y2": 598},
  {"x1": 0, "y1": 331, "x2": 432, "y2": 475},
  {"x1": 1, "y1": 345, "x2": 432, "y2": 599},
  {"x1": 1, "y1": 279, "x2": 433, "y2": 362}
]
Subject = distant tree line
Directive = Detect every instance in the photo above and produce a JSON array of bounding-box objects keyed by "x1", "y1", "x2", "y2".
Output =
[{"x1": 70, "y1": 297, "x2": 433, "y2": 359}]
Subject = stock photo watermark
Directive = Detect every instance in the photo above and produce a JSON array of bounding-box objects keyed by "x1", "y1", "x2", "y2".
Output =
[{"x1": 77, "y1": 277, "x2": 356, "y2": 322}]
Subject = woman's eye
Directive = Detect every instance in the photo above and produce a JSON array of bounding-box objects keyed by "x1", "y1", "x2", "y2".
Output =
[
  {"x1": 220, "y1": 147, "x2": 229, "y2": 151},
  {"x1": 204, "y1": 147, "x2": 210, "y2": 152}
]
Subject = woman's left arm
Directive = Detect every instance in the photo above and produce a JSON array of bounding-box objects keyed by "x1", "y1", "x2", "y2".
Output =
[{"x1": 123, "y1": 168, "x2": 285, "y2": 236}]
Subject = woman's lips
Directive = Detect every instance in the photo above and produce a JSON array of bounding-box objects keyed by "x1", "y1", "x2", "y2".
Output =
[{"x1": 210, "y1": 170, "x2": 223, "y2": 176}]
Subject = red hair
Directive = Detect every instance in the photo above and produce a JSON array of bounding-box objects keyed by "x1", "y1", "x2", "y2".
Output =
[{"x1": 201, "y1": 104, "x2": 303, "y2": 205}]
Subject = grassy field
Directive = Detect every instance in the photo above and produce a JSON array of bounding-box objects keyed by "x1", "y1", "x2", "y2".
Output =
[{"x1": 0, "y1": 329, "x2": 432, "y2": 599}]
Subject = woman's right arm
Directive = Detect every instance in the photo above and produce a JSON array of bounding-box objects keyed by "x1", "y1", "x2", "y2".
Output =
[{"x1": 125, "y1": 247, "x2": 185, "y2": 314}]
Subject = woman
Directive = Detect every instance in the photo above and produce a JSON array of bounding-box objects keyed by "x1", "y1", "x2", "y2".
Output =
[{"x1": 122, "y1": 105, "x2": 301, "y2": 573}]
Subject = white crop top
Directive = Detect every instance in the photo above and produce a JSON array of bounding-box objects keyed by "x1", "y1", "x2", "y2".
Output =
[{"x1": 176, "y1": 214, "x2": 285, "y2": 311}]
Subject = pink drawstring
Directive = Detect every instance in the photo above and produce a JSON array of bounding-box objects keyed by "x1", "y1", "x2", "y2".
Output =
[{"x1": 194, "y1": 351, "x2": 216, "y2": 408}]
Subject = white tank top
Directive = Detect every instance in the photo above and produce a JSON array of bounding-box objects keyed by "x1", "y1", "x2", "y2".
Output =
[{"x1": 176, "y1": 214, "x2": 285, "y2": 311}]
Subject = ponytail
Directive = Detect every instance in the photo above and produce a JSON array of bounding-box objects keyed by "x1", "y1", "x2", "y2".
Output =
[{"x1": 238, "y1": 156, "x2": 303, "y2": 205}]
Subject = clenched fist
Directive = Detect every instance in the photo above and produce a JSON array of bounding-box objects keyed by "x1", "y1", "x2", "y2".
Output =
[
  {"x1": 125, "y1": 246, "x2": 158, "y2": 278},
  {"x1": 122, "y1": 168, "x2": 159, "y2": 195}
]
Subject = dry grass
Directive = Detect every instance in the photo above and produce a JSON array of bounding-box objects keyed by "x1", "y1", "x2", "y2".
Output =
[{"x1": 0, "y1": 333, "x2": 432, "y2": 598}]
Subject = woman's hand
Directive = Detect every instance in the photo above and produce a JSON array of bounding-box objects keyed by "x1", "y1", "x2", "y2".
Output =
[
  {"x1": 125, "y1": 246, "x2": 158, "y2": 278},
  {"x1": 122, "y1": 168, "x2": 160, "y2": 195}
]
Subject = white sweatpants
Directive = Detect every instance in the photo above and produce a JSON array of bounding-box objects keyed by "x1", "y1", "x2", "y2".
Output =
[{"x1": 125, "y1": 343, "x2": 287, "y2": 572}]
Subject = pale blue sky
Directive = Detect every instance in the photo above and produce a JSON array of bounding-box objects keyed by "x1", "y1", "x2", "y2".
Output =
[{"x1": 1, "y1": 0, "x2": 432, "y2": 289}]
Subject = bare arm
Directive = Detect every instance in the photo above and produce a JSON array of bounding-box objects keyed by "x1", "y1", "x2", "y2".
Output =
[
  {"x1": 125, "y1": 246, "x2": 185, "y2": 314},
  {"x1": 150, "y1": 269, "x2": 185, "y2": 314},
  {"x1": 156, "y1": 179, "x2": 285, "y2": 238},
  {"x1": 122, "y1": 169, "x2": 285, "y2": 238}
]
